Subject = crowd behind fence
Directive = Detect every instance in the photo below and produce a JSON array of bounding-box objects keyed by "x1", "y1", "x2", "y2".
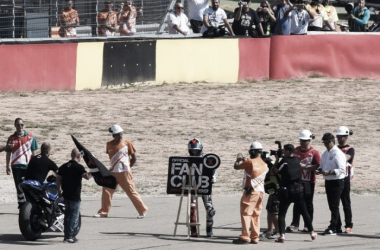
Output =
[{"x1": 0, "y1": 0, "x2": 183, "y2": 39}]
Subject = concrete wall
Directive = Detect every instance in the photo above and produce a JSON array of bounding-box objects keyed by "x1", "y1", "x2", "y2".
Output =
[{"x1": 1, "y1": 34, "x2": 380, "y2": 92}]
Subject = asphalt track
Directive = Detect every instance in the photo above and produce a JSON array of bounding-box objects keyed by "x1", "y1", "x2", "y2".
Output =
[{"x1": 0, "y1": 195, "x2": 379, "y2": 250}]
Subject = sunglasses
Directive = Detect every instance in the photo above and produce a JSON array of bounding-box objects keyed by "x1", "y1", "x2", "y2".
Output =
[{"x1": 176, "y1": 7, "x2": 184, "y2": 9}]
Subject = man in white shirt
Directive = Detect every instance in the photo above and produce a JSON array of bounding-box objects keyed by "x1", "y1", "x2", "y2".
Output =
[
  {"x1": 188, "y1": 0, "x2": 209, "y2": 33},
  {"x1": 200, "y1": 0, "x2": 235, "y2": 37},
  {"x1": 317, "y1": 133, "x2": 346, "y2": 236},
  {"x1": 290, "y1": 1, "x2": 311, "y2": 35},
  {"x1": 167, "y1": 2, "x2": 190, "y2": 35}
]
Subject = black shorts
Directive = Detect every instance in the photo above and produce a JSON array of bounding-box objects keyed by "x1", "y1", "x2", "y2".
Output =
[{"x1": 266, "y1": 193, "x2": 279, "y2": 214}]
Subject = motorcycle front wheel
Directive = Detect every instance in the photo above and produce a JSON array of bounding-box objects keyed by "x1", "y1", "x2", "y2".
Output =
[{"x1": 19, "y1": 202, "x2": 43, "y2": 241}]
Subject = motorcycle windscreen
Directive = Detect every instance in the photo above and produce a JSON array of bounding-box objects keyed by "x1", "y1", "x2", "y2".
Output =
[{"x1": 71, "y1": 135, "x2": 117, "y2": 189}]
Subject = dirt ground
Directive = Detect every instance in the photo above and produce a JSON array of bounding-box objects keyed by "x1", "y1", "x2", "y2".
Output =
[{"x1": 0, "y1": 78, "x2": 379, "y2": 203}]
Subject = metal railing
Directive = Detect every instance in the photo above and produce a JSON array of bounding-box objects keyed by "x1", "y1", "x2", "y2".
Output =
[{"x1": 0, "y1": 0, "x2": 176, "y2": 38}]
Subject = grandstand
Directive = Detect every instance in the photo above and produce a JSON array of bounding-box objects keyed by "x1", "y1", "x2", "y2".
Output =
[{"x1": 0, "y1": 0, "x2": 183, "y2": 38}]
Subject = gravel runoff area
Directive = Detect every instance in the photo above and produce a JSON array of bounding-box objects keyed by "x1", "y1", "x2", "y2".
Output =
[{"x1": 0, "y1": 78, "x2": 379, "y2": 204}]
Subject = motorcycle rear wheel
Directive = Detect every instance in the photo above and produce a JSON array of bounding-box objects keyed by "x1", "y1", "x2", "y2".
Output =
[{"x1": 19, "y1": 202, "x2": 43, "y2": 241}]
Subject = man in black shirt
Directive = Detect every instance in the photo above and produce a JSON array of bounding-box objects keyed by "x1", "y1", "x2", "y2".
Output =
[
  {"x1": 25, "y1": 142, "x2": 58, "y2": 184},
  {"x1": 56, "y1": 148, "x2": 92, "y2": 243},
  {"x1": 273, "y1": 144, "x2": 317, "y2": 243},
  {"x1": 232, "y1": 0, "x2": 264, "y2": 36}
]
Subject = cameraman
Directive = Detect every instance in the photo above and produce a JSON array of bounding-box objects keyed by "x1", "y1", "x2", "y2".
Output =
[
  {"x1": 262, "y1": 154, "x2": 280, "y2": 239},
  {"x1": 272, "y1": 144, "x2": 317, "y2": 243},
  {"x1": 232, "y1": 0, "x2": 264, "y2": 36},
  {"x1": 287, "y1": 130, "x2": 321, "y2": 232},
  {"x1": 349, "y1": 0, "x2": 370, "y2": 32}
]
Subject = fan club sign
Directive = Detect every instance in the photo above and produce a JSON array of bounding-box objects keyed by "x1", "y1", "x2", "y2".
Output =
[{"x1": 167, "y1": 154, "x2": 220, "y2": 195}]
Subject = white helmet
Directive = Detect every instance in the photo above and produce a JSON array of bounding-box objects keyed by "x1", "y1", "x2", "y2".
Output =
[
  {"x1": 299, "y1": 130, "x2": 314, "y2": 140},
  {"x1": 249, "y1": 141, "x2": 263, "y2": 150},
  {"x1": 109, "y1": 124, "x2": 124, "y2": 134},
  {"x1": 336, "y1": 126, "x2": 352, "y2": 136}
]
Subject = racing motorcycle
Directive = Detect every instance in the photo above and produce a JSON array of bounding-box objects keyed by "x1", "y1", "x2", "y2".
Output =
[{"x1": 18, "y1": 175, "x2": 81, "y2": 241}]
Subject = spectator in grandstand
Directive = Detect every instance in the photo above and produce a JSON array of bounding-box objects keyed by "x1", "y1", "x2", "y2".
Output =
[
  {"x1": 289, "y1": 0, "x2": 311, "y2": 35},
  {"x1": 118, "y1": 1, "x2": 143, "y2": 36},
  {"x1": 232, "y1": 0, "x2": 264, "y2": 37},
  {"x1": 98, "y1": 0, "x2": 118, "y2": 37},
  {"x1": 167, "y1": 2, "x2": 190, "y2": 35},
  {"x1": 349, "y1": 0, "x2": 370, "y2": 32},
  {"x1": 188, "y1": 0, "x2": 209, "y2": 33},
  {"x1": 307, "y1": 0, "x2": 334, "y2": 31},
  {"x1": 201, "y1": 0, "x2": 235, "y2": 37},
  {"x1": 59, "y1": 0, "x2": 80, "y2": 38},
  {"x1": 321, "y1": 0, "x2": 339, "y2": 31},
  {"x1": 273, "y1": 0, "x2": 293, "y2": 35},
  {"x1": 257, "y1": 1, "x2": 276, "y2": 35}
]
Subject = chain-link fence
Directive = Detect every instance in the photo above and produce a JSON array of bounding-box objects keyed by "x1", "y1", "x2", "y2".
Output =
[{"x1": 0, "y1": 0, "x2": 184, "y2": 39}]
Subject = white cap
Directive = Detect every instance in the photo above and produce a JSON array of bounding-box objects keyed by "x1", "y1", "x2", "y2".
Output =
[
  {"x1": 109, "y1": 124, "x2": 124, "y2": 134},
  {"x1": 336, "y1": 126, "x2": 350, "y2": 136},
  {"x1": 249, "y1": 141, "x2": 262, "y2": 150},
  {"x1": 299, "y1": 130, "x2": 314, "y2": 140}
]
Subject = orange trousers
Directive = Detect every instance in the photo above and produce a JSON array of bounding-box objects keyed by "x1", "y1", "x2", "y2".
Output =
[
  {"x1": 97, "y1": 171, "x2": 148, "y2": 216},
  {"x1": 239, "y1": 191, "x2": 264, "y2": 243}
]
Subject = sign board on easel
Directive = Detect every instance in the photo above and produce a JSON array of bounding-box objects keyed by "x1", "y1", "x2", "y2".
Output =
[
  {"x1": 166, "y1": 154, "x2": 221, "y2": 195},
  {"x1": 168, "y1": 153, "x2": 221, "y2": 238}
]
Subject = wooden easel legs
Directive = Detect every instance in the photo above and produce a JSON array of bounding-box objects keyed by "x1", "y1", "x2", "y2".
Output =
[{"x1": 173, "y1": 179, "x2": 200, "y2": 238}]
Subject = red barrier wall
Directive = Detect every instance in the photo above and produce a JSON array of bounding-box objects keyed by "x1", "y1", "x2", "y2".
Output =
[
  {"x1": 0, "y1": 44, "x2": 77, "y2": 91},
  {"x1": 238, "y1": 38, "x2": 271, "y2": 81},
  {"x1": 270, "y1": 34, "x2": 380, "y2": 80}
]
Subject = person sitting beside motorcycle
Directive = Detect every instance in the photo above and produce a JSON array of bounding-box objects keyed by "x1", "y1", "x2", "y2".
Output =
[
  {"x1": 24, "y1": 142, "x2": 58, "y2": 185},
  {"x1": 349, "y1": 0, "x2": 370, "y2": 32},
  {"x1": 232, "y1": 0, "x2": 264, "y2": 37}
]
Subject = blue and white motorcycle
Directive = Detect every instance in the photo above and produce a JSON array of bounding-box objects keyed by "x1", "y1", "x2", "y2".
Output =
[{"x1": 18, "y1": 175, "x2": 81, "y2": 241}]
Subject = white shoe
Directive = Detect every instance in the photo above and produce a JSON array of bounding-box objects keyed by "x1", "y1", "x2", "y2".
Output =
[
  {"x1": 137, "y1": 213, "x2": 146, "y2": 219},
  {"x1": 93, "y1": 214, "x2": 107, "y2": 218}
]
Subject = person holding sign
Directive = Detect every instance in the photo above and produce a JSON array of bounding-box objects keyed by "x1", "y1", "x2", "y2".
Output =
[{"x1": 232, "y1": 141, "x2": 268, "y2": 244}]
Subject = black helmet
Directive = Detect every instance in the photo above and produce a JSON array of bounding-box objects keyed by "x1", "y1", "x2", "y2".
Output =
[{"x1": 188, "y1": 138, "x2": 203, "y2": 156}]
